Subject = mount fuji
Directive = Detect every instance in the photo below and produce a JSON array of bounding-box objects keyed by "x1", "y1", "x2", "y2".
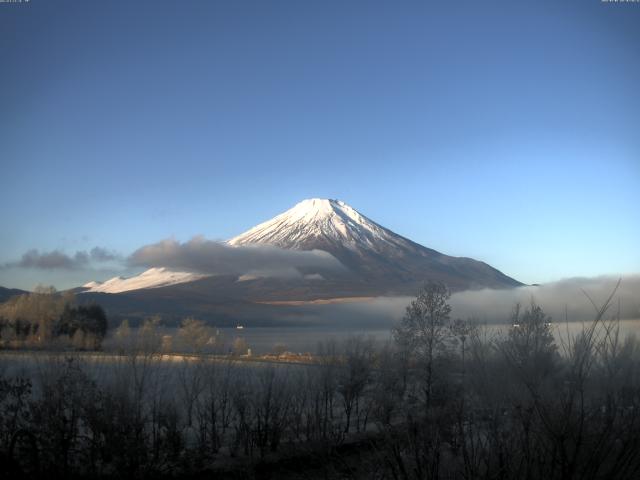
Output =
[
  {"x1": 228, "y1": 198, "x2": 520, "y2": 290},
  {"x1": 78, "y1": 199, "x2": 521, "y2": 323}
]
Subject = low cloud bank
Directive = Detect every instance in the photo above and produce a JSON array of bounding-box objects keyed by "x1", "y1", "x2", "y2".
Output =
[
  {"x1": 450, "y1": 275, "x2": 640, "y2": 323},
  {"x1": 129, "y1": 236, "x2": 345, "y2": 279},
  {"x1": 283, "y1": 275, "x2": 640, "y2": 328}
]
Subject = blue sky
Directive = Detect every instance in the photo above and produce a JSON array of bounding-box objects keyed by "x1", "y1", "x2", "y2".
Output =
[{"x1": 0, "y1": 0, "x2": 638, "y2": 290}]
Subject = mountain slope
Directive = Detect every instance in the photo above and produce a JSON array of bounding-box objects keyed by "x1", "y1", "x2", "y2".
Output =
[
  {"x1": 0, "y1": 286, "x2": 28, "y2": 303},
  {"x1": 81, "y1": 267, "x2": 206, "y2": 294},
  {"x1": 229, "y1": 198, "x2": 521, "y2": 290},
  {"x1": 76, "y1": 198, "x2": 521, "y2": 322}
]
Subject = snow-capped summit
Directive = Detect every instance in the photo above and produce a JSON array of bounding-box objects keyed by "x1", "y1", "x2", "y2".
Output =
[{"x1": 229, "y1": 198, "x2": 408, "y2": 251}]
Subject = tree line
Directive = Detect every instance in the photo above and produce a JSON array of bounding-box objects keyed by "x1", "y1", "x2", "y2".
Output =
[
  {"x1": 0, "y1": 281, "x2": 639, "y2": 479},
  {"x1": 0, "y1": 287, "x2": 108, "y2": 350}
]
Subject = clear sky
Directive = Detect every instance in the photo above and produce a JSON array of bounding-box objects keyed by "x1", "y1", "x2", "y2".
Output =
[{"x1": 1, "y1": 0, "x2": 638, "y2": 290}]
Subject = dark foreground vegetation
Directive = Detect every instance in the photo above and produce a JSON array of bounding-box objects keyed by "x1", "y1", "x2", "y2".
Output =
[{"x1": 1, "y1": 281, "x2": 639, "y2": 479}]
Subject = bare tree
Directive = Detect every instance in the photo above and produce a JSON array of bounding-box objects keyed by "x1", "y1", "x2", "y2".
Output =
[
  {"x1": 195, "y1": 359, "x2": 234, "y2": 454},
  {"x1": 251, "y1": 366, "x2": 292, "y2": 457},
  {"x1": 337, "y1": 335, "x2": 374, "y2": 433},
  {"x1": 232, "y1": 337, "x2": 248, "y2": 356},
  {"x1": 499, "y1": 300, "x2": 558, "y2": 387},
  {"x1": 394, "y1": 281, "x2": 452, "y2": 408},
  {"x1": 136, "y1": 316, "x2": 163, "y2": 354},
  {"x1": 177, "y1": 318, "x2": 212, "y2": 353},
  {"x1": 113, "y1": 319, "x2": 131, "y2": 353},
  {"x1": 371, "y1": 341, "x2": 407, "y2": 427},
  {"x1": 315, "y1": 339, "x2": 341, "y2": 442},
  {"x1": 177, "y1": 358, "x2": 205, "y2": 428},
  {"x1": 450, "y1": 318, "x2": 477, "y2": 377}
]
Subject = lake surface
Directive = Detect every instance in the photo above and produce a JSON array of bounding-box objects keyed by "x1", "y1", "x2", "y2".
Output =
[
  {"x1": 129, "y1": 318, "x2": 640, "y2": 355},
  {"x1": 222, "y1": 318, "x2": 640, "y2": 353}
]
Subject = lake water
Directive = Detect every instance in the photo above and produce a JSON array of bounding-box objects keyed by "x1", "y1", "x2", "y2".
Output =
[
  {"x1": 137, "y1": 318, "x2": 640, "y2": 355},
  {"x1": 224, "y1": 318, "x2": 640, "y2": 353}
]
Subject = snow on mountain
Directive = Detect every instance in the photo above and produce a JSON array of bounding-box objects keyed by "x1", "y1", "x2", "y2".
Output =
[
  {"x1": 229, "y1": 198, "x2": 522, "y2": 289},
  {"x1": 229, "y1": 198, "x2": 421, "y2": 253},
  {"x1": 82, "y1": 267, "x2": 207, "y2": 294},
  {"x1": 79, "y1": 198, "x2": 521, "y2": 296}
]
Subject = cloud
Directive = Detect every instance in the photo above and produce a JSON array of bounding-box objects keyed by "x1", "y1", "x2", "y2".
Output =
[
  {"x1": 3, "y1": 247, "x2": 121, "y2": 271},
  {"x1": 274, "y1": 275, "x2": 640, "y2": 329},
  {"x1": 15, "y1": 249, "x2": 87, "y2": 270},
  {"x1": 89, "y1": 247, "x2": 118, "y2": 262},
  {"x1": 129, "y1": 236, "x2": 345, "y2": 278},
  {"x1": 449, "y1": 275, "x2": 640, "y2": 323},
  {"x1": 304, "y1": 273, "x2": 325, "y2": 281}
]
